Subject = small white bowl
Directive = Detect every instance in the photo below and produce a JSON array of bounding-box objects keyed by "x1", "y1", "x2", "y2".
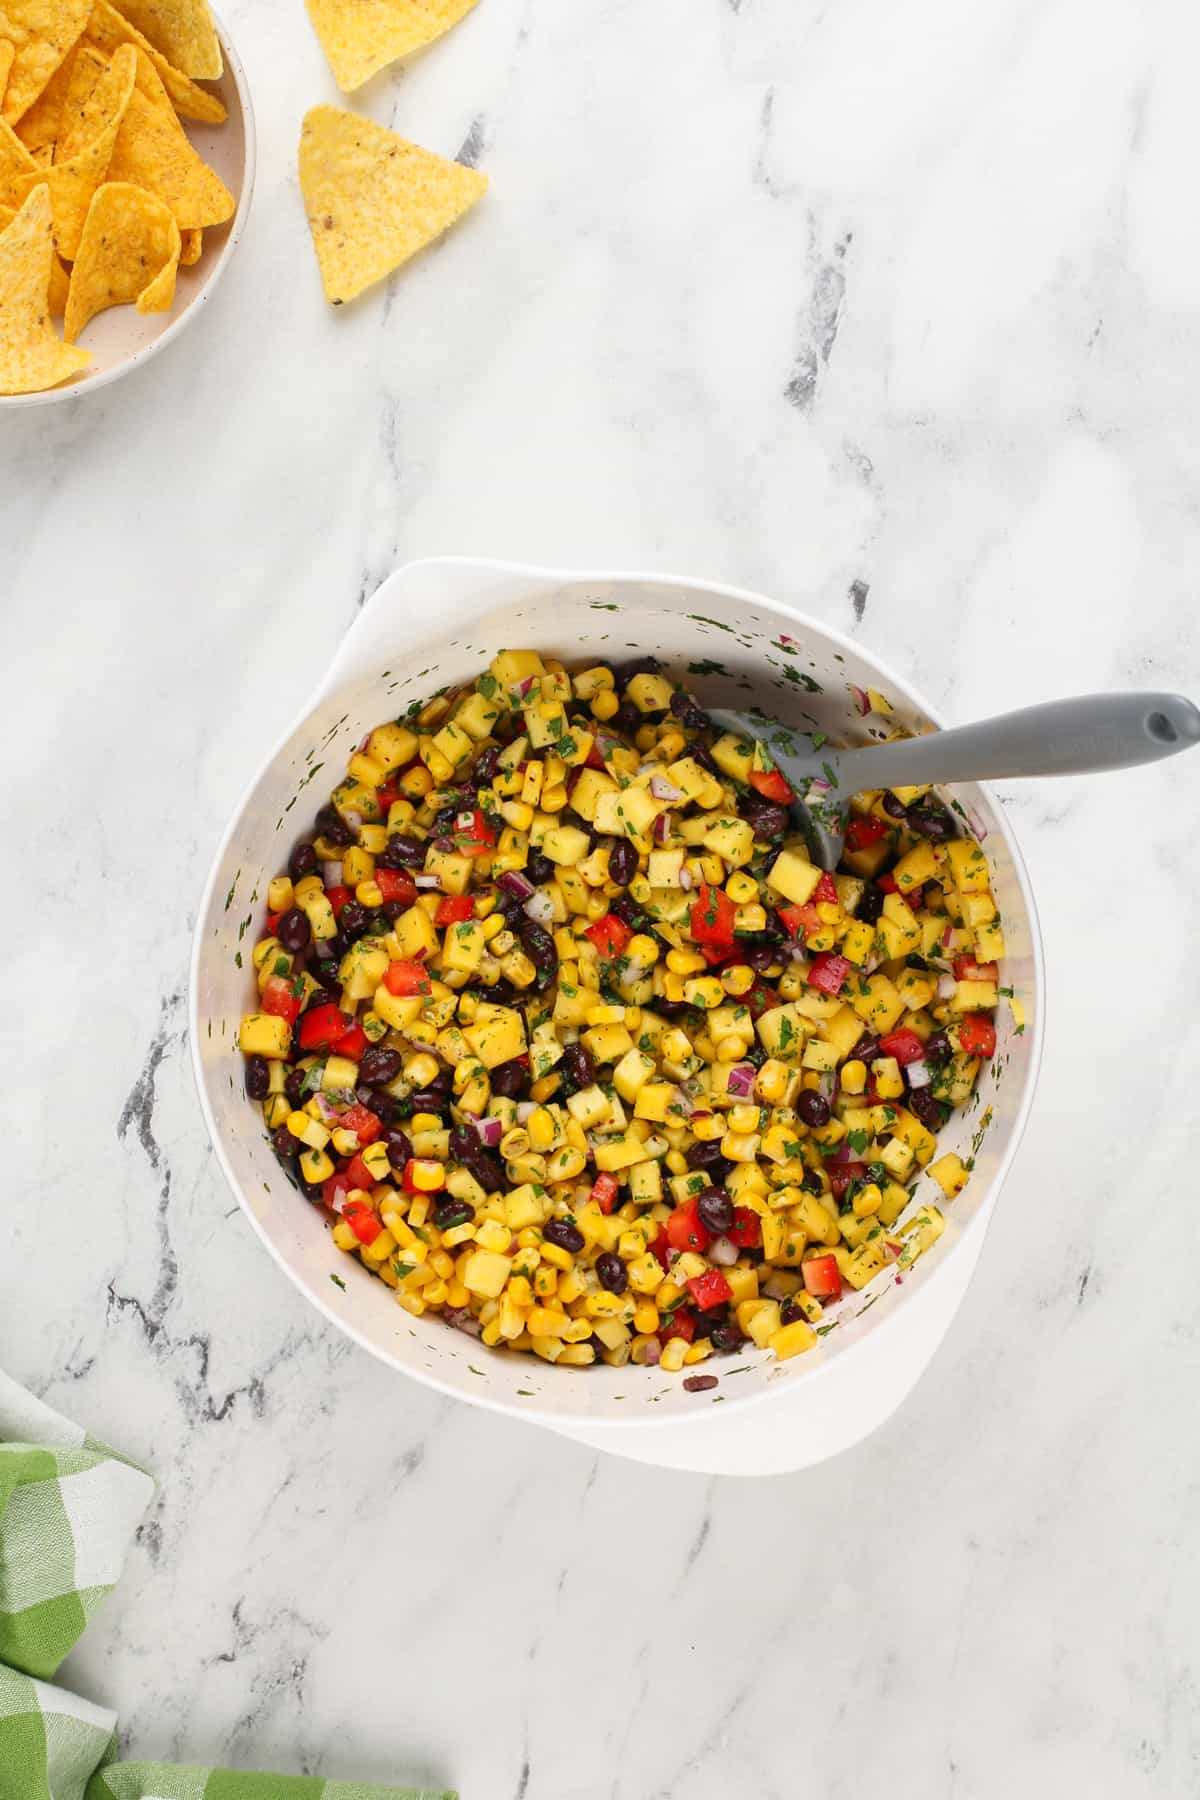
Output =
[{"x1": 0, "y1": 8, "x2": 255, "y2": 410}]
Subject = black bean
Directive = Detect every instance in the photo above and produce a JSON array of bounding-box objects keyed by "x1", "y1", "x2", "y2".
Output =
[
  {"x1": 800, "y1": 1171, "x2": 824, "y2": 1196},
  {"x1": 798, "y1": 1091, "x2": 830, "y2": 1127},
  {"x1": 271, "y1": 1125, "x2": 299, "y2": 1160},
  {"x1": 449, "y1": 1124, "x2": 480, "y2": 1162},
  {"x1": 470, "y1": 1152, "x2": 506, "y2": 1194},
  {"x1": 608, "y1": 838, "x2": 637, "y2": 886},
  {"x1": 683, "y1": 1373, "x2": 720, "y2": 1392},
  {"x1": 613, "y1": 700, "x2": 641, "y2": 737},
  {"x1": 856, "y1": 883, "x2": 885, "y2": 925},
  {"x1": 244, "y1": 1055, "x2": 270, "y2": 1100},
  {"x1": 289, "y1": 841, "x2": 317, "y2": 880},
  {"x1": 709, "y1": 1324, "x2": 745, "y2": 1354},
  {"x1": 411, "y1": 1084, "x2": 450, "y2": 1114},
  {"x1": 381, "y1": 900, "x2": 404, "y2": 922},
  {"x1": 696, "y1": 1186, "x2": 734, "y2": 1235},
  {"x1": 434, "y1": 1196, "x2": 474, "y2": 1230},
  {"x1": 780, "y1": 1296, "x2": 805, "y2": 1325},
  {"x1": 881, "y1": 792, "x2": 907, "y2": 819},
  {"x1": 854, "y1": 1034, "x2": 881, "y2": 1064},
  {"x1": 692, "y1": 1305, "x2": 730, "y2": 1337},
  {"x1": 615, "y1": 655, "x2": 662, "y2": 690},
  {"x1": 284, "y1": 1067, "x2": 308, "y2": 1105},
  {"x1": 360, "y1": 1046, "x2": 402, "y2": 1085},
  {"x1": 611, "y1": 892, "x2": 650, "y2": 932},
  {"x1": 490, "y1": 1058, "x2": 528, "y2": 1099},
  {"x1": 596, "y1": 1252, "x2": 627, "y2": 1293},
  {"x1": 315, "y1": 805, "x2": 355, "y2": 846},
  {"x1": 560, "y1": 1042, "x2": 595, "y2": 1093},
  {"x1": 739, "y1": 793, "x2": 789, "y2": 839},
  {"x1": 690, "y1": 739, "x2": 719, "y2": 775},
  {"x1": 743, "y1": 942, "x2": 781, "y2": 972},
  {"x1": 338, "y1": 901, "x2": 367, "y2": 940},
  {"x1": 299, "y1": 1175, "x2": 327, "y2": 1201},
  {"x1": 276, "y1": 908, "x2": 310, "y2": 953},
  {"x1": 473, "y1": 746, "x2": 501, "y2": 785},
  {"x1": 473, "y1": 980, "x2": 517, "y2": 1007},
  {"x1": 544, "y1": 1217, "x2": 585, "y2": 1254},
  {"x1": 924, "y1": 1031, "x2": 951, "y2": 1063},
  {"x1": 379, "y1": 832, "x2": 426, "y2": 870},
  {"x1": 525, "y1": 851, "x2": 554, "y2": 885},
  {"x1": 686, "y1": 1140, "x2": 727, "y2": 1173},
  {"x1": 907, "y1": 807, "x2": 953, "y2": 842},
  {"x1": 908, "y1": 1089, "x2": 949, "y2": 1131},
  {"x1": 520, "y1": 919, "x2": 557, "y2": 979},
  {"x1": 383, "y1": 1128, "x2": 413, "y2": 1173},
  {"x1": 744, "y1": 1045, "x2": 767, "y2": 1069}
]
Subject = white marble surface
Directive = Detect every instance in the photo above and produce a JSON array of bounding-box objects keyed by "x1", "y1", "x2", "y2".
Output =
[{"x1": 2, "y1": 0, "x2": 1199, "y2": 1793}]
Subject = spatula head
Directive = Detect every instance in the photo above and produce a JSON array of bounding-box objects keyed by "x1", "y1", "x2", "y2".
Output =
[{"x1": 706, "y1": 707, "x2": 850, "y2": 869}]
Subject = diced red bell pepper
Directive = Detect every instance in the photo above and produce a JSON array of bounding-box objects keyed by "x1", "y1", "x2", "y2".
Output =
[
  {"x1": 778, "y1": 902, "x2": 821, "y2": 940},
  {"x1": 878, "y1": 1028, "x2": 926, "y2": 1066},
  {"x1": 659, "y1": 1307, "x2": 696, "y2": 1345},
  {"x1": 666, "y1": 1197, "x2": 711, "y2": 1254},
  {"x1": 649, "y1": 1228, "x2": 672, "y2": 1270},
  {"x1": 436, "y1": 895, "x2": 476, "y2": 926},
  {"x1": 958, "y1": 1013, "x2": 996, "y2": 1058},
  {"x1": 339, "y1": 1104, "x2": 381, "y2": 1145},
  {"x1": 344, "y1": 1151, "x2": 377, "y2": 1189},
  {"x1": 690, "y1": 884, "x2": 735, "y2": 949},
  {"x1": 382, "y1": 958, "x2": 432, "y2": 997},
  {"x1": 325, "y1": 885, "x2": 353, "y2": 920},
  {"x1": 333, "y1": 1022, "x2": 369, "y2": 1061},
  {"x1": 261, "y1": 975, "x2": 303, "y2": 1024},
  {"x1": 749, "y1": 767, "x2": 794, "y2": 804},
  {"x1": 877, "y1": 873, "x2": 922, "y2": 909},
  {"x1": 808, "y1": 953, "x2": 851, "y2": 996},
  {"x1": 375, "y1": 781, "x2": 401, "y2": 817},
  {"x1": 827, "y1": 1162, "x2": 867, "y2": 1201},
  {"x1": 266, "y1": 911, "x2": 281, "y2": 935},
  {"x1": 845, "y1": 816, "x2": 889, "y2": 850},
  {"x1": 342, "y1": 1202, "x2": 382, "y2": 1246},
  {"x1": 802, "y1": 1253, "x2": 842, "y2": 1300},
  {"x1": 813, "y1": 872, "x2": 839, "y2": 905},
  {"x1": 687, "y1": 1267, "x2": 733, "y2": 1310},
  {"x1": 322, "y1": 1171, "x2": 354, "y2": 1214},
  {"x1": 727, "y1": 1206, "x2": 762, "y2": 1249},
  {"x1": 298, "y1": 1003, "x2": 352, "y2": 1052},
  {"x1": 402, "y1": 1159, "x2": 445, "y2": 1194},
  {"x1": 744, "y1": 979, "x2": 780, "y2": 1020},
  {"x1": 452, "y1": 809, "x2": 496, "y2": 855},
  {"x1": 585, "y1": 913, "x2": 632, "y2": 959},
  {"x1": 375, "y1": 867, "x2": 417, "y2": 907},
  {"x1": 953, "y1": 956, "x2": 999, "y2": 983},
  {"x1": 590, "y1": 1172, "x2": 620, "y2": 1215}
]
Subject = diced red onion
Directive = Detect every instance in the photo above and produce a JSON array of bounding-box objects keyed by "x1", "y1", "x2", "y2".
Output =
[
  {"x1": 511, "y1": 676, "x2": 536, "y2": 700},
  {"x1": 937, "y1": 972, "x2": 957, "y2": 1000},
  {"x1": 516, "y1": 1101, "x2": 536, "y2": 1124},
  {"x1": 828, "y1": 1139, "x2": 855, "y2": 1165},
  {"x1": 322, "y1": 861, "x2": 343, "y2": 886},
  {"x1": 357, "y1": 731, "x2": 371, "y2": 752},
  {"x1": 816, "y1": 1071, "x2": 837, "y2": 1102},
  {"x1": 445, "y1": 1306, "x2": 483, "y2": 1337},
  {"x1": 708, "y1": 1235, "x2": 738, "y2": 1266},
  {"x1": 312, "y1": 1093, "x2": 341, "y2": 1123},
  {"x1": 672, "y1": 1086, "x2": 697, "y2": 1116},
  {"x1": 941, "y1": 925, "x2": 954, "y2": 949},
  {"x1": 678, "y1": 867, "x2": 693, "y2": 891},
  {"x1": 414, "y1": 873, "x2": 442, "y2": 889},
  {"x1": 649, "y1": 773, "x2": 683, "y2": 802},
  {"x1": 849, "y1": 683, "x2": 871, "y2": 716},
  {"x1": 406, "y1": 1038, "x2": 438, "y2": 1055},
  {"x1": 653, "y1": 812, "x2": 672, "y2": 845},
  {"x1": 906, "y1": 1058, "x2": 931, "y2": 1089},
  {"x1": 725, "y1": 1062, "x2": 757, "y2": 1099},
  {"x1": 474, "y1": 1117, "x2": 503, "y2": 1148},
  {"x1": 496, "y1": 870, "x2": 534, "y2": 901},
  {"x1": 523, "y1": 888, "x2": 555, "y2": 927},
  {"x1": 863, "y1": 954, "x2": 881, "y2": 974},
  {"x1": 643, "y1": 1338, "x2": 662, "y2": 1365}
]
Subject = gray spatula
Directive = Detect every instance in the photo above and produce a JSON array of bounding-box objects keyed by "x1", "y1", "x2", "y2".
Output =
[{"x1": 706, "y1": 692, "x2": 1200, "y2": 869}]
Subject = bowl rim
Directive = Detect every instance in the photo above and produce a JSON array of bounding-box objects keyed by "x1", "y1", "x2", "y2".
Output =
[
  {"x1": 189, "y1": 558, "x2": 1046, "y2": 1433},
  {"x1": 0, "y1": 6, "x2": 256, "y2": 412}
]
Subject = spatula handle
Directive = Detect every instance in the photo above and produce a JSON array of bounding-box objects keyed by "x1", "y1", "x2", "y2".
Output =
[{"x1": 837, "y1": 692, "x2": 1200, "y2": 789}]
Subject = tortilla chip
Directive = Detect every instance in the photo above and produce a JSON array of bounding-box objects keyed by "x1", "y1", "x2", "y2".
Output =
[
  {"x1": 105, "y1": 46, "x2": 232, "y2": 227},
  {"x1": 64, "y1": 177, "x2": 179, "y2": 337},
  {"x1": 5, "y1": 39, "x2": 135, "y2": 257},
  {"x1": 178, "y1": 219, "x2": 197, "y2": 260},
  {"x1": 305, "y1": 0, "x2": 477, "y2": 92},
  {"x1": 0, "y1": 109, "x2": 33, "y2": 181},
  {"x1": 86, "y1": 0, "x2": 224, "y2": 123},
  {"x1": 299, "y1": 104, "x2": 487, "y2": 305},
  {"x1": 110, "y1": 0, "x2": 219, "y2": 79},
  {"x1": 12, "y1": 37, "x2": 77, "y2": 152},
  {"x1": 0, "y1": 183, "x2": 88, "y2": 390},
  {"x1": 0, "y1": 0, "x2": 90, "y2": 124},
  {"x1": 0, "y1": 39, "x2": 14, "y2": 105},
  {"x1": 46, "y1": 238, "x2": 66, "y2": 306}
]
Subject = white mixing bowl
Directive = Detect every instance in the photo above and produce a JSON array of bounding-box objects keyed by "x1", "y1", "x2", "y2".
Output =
[{"x1": 190, "y1": 559, "x2": 1044, "y2": 1475}]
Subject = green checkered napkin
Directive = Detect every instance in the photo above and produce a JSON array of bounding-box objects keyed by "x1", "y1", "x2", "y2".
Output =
[{"x1": 0, "y1": 1370, "x2": 453, "y2": 1800}]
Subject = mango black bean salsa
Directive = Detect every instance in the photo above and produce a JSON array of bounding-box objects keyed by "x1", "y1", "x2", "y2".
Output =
[{"x1": 239, "y1": 651, "x2": 1007, "y2": 1374}]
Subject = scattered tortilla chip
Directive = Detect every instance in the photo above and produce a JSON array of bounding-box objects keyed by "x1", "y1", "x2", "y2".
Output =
[
  {"x1": 178, "y1": 220, "x2": 198, "y2": 260},
  {"x1": 0, "y1": 38, "x2": 14, "y2": 104},
  {"x1": 4, "y1": 40, "x2": 135, "y2": 258},
  {"x1": 0, "y1": 0, "x2": 90, "y2": 125},
  {"x1": 64, "y1": 177, "x2": 179, "y2": 338},
  {"x1": 112, "y1": 0, "x2": 219, "y2": 79},
  {"x1": 305, "y1": 0, "x2": 478, "y2": 92},
  {"x1": 86, "y1": 0, "x2": 224, "y2": 123},
  {"x1": 12, "y1": 36, "x2": 77, "y2": 151},
  {"x1": 299, "y1": 104, "x2": 487, "y2": 305},
  {"x1": 0, "y1": 183, "x2": 88, "y2": 390},
  {"x1": 105, "y1": 46, "x2": 232, "y2": 227}
]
